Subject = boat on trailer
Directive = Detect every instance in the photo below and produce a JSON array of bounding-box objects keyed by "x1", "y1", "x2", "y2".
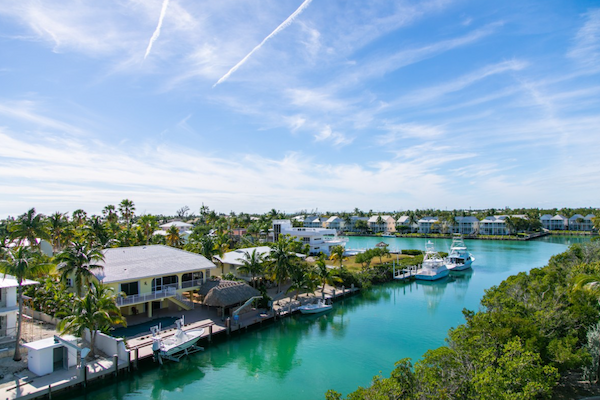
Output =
[
  {"x1": 414, "y1": 241, "x2": 449, "y2": 281},
  {"x1": 151, "y1": 316, "x2": 205, "y2": 364},
  {"x1": 445, "y1": 235, "x2": 475, "y2": 271}
]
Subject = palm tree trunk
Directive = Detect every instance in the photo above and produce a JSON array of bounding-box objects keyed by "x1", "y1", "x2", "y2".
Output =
[{"x1": 13, "y1": 285, "x2": 23, "y2": 361}]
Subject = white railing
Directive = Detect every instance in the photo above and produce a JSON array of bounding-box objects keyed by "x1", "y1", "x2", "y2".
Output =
[{"x1": 116, "y1": 287, "x2": 177, "y2": 306}]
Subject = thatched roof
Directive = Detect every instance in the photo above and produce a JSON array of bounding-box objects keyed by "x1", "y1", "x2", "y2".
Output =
[{"x1": 201, "y1": 280, "x2": 260, "y2": 307}]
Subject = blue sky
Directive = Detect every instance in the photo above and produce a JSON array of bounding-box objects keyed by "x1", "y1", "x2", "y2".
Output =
[{"x1": 1, "y1": 0, "x2": 599, "y2": 217}]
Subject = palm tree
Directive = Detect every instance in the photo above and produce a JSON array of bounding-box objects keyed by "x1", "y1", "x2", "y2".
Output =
[
  {"x1": 48, "y1": 211, "x2": 70, "y2": 253},
  {"x1": 118, "y1": 199, "x2": 136, "y2": 227},
  {"x1": 0, "y1": 246, "x2": 48, "y2": 361},
  {"x1": 72, "y1": 209, "x2": 88, "y2": 227},
  {"x1": 56, "y1": 242, "x2": 105, "y2": 297},
  {"x1": 315, "y1": 256, "x2": 341, "y2": 298},
  {"x1": 84, "y1": 216, "x2": 113, "y2": 248},
  {"x1": 329, "y1": 245, "x2": 347, "y2": 268},
  {"x1": 165, "y1": 225, "x2": 182, "y2": 248},
  {"x1": 9, "y1": 208, "x2": 49, "y2": 249},
  {"x1": 286, "y1": 262, "x2": 315, "y2": 300},
  {"x1": 376, "y1": 215, "x2": 384, "y2": 233},
  {"x1": 268, "y1": 236, "x2": 297, "y2": 293},
  {"x1": 238, "y1": 249, "x2": 265, "y2": 288},
  {"x1": 408, "y1": 213, "x2": 419, "y2": 233},
  {"x1": 102, "y1": 205, "x2": 118, "y2": 224},
  {"x1": 58, "y1": 281, "x2": 126, "y2": 358}
]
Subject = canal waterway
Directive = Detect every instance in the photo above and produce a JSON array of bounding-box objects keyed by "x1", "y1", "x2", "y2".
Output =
[{"x1": 59, "y1": 235, "x2": 589, "y2": 400}]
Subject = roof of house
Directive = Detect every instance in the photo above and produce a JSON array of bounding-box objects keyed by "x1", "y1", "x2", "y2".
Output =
[
  {"x1": 569, "y1": 214, "x2": 585, "y2": 221},
  {"x1": 326, "y1": 216, "x2": 341, "y2": 223},
  {"x1": 0, "y1": 274, "x2": 38, "y2": 289},
  {"x1": 94, "y1": 245, "x2": 216, "y2": 284},
  {"x1": 396, "y1": 216, "x2": 410, "y2": 223},
  {"x1": 540, "y1": 214, "x2": 553, "y2": 220},
  {"x1": 418, "y1": 216, "x2": 438, "y2": 223},
  {"x1": 214, "y1": 246, "x2": 272, "y2": 266},
  {"x1": 368, "y1": 215, "x2": 392, "y2": 223},
  {"x1": 551, "y1": 215, "x2": 568, "y2": 221},
  {"x1": 160, "y1": 221, "x2": 193, "y2": 229},
  {"x1": 200, "y1": 280, "x2": 260, "y2": 307}
]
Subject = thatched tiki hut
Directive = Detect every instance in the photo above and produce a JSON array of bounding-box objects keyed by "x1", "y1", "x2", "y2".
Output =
[{"x1": 199, "y1": 280, "x2": 260, "y2": 319}]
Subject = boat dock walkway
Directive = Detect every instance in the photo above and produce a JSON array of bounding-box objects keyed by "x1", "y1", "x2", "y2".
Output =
[
  {"x1": 393, "y1": 265, "x2": 419, "y2": 281},
  {"x1": 0, "y1": 284, "x2": 360, "y2": 400}
]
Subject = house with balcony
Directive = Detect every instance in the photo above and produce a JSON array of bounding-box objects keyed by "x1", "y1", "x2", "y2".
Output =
[
  {"x1": 417, "y1": 217, "x2": 439, "y2": 234},
  {"x1": 0, "y1": 274, "x2": 38, "y2": 343},
  {"x1": 214, "y1": 246, "x2": 306, "y2": 281},
  {"x1": 368, "y1": 215, "x2": 396, "y2": 233},
  {"x1": 92, "y1": 245, "x2": 216, "y2": 320},
  {"x1": 549, "y1": 215, "x2": 568, "y2": 230},
  {"x1": 395, "y1": 215, "x2": 411, "y2": 231},
  {"x1": 452, "y1": 216, "x2": 480, "y2": 235},
  {"x1": 568, "y1": 214, "x2": 596, "y2": 231},
  {"x1": 272, "y1": 220, "x2": 347, "y2": 255},
  {"x1": 479, "y1": 216, "x2": 509, "y2": 235},
  {"x1": 346, "y1": 216, "x2": 369, "y2": 233},
  {"x1": 303, "y1": 216, "x2": 325, "y2": 228},
  {"x1": 323, "y1": 216, "x2": 345, "y2": 231},
  {"x1": 540, "y1": 214, "x2": 553, "y2": 230}
]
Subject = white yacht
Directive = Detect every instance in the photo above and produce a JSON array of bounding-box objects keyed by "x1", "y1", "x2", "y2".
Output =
[
  {"x1": 445, "y1": 235, "x2": 475, "y2": 271},
  {"x1": 298, "y1": 299, "x2": 333, "y2": 314},
  {"x1": 415, "y1": 241, "x2": 449, "y2": 281}
]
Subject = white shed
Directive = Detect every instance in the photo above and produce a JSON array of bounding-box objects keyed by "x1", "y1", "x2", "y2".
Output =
[{"x1": 23, "y1": 335, "x2": 79, "y2": 376}]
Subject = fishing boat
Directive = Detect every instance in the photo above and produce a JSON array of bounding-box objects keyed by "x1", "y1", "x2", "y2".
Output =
[
  {"x1": 151, "y1": 316, "x2": 204, "y2": 364},
  {"x1": 445, "y1": 235, "x2": 475, "y2": 271},
  {"x1": 414, "y1": 241, "x2": 449, "y2": 281},
  {"x1": 298, "y1": 299, "x2": 333, "y2": 314}
]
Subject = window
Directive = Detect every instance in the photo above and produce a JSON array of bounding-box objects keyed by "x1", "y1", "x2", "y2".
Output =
[
  {"x1": 182, "y1": 272, "x2": 203, "y2": 282},
  {"x1": 302, "y1": 237, "x2": 310, "y2": 243},
  {"x1": 152, "y1": 275, "x2": 179, "y2": 291},
  {"x1": 120, "y1": 281, "x2": 139, "y2": 296},
  {"x1": 66, "y1": 278, "x2": 73, "y2": 287}
]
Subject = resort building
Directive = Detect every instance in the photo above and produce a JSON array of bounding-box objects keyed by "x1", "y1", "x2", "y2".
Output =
[
  {"x1": 0, "y1": 274, "x2": 38, "y2": 343},
  {"x1": 540, "y1": 214, "x2": 553, "y2": 230},
  {"x1": 272, "y1": 220, "x2": 347, "y2": 255},
  {"x1": 569, "y1": 214, "x2": 596, "y2": 231},
  {"x1": 550, "y1": 215, "x2": 569, "y2": 230},
  {"x1": 323, "y1": 216, "x2": 345, "y2": 231},
  {"x1": 368, "y1": 215, "x2": 396, "y2": 233},
  {"x1": 452, "y1": 216, "x2": 479, "y2": 235},
  {"x1": 395, "y1": 215, "x2": 411, "y2": 231},
  {"x1": 92, "y1": 245, "x2": 216, "y2": 320},
  {"x1": 417, "y1": 217, "x2": 439, "y2": 234},
  {"x1": 478, "y1": 216, "x2": 509, "y2": 235},
  {"x1": 303, "y1": 216, "x2": 325, "y2": 228}
]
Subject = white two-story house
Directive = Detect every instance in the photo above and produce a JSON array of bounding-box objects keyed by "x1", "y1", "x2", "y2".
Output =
[
  {"x1": 272, "y1": 220, "x2": 347, "y2": 255},
  {"x1": 0, "y1": 274, "x2": 38, "y2": 343}
]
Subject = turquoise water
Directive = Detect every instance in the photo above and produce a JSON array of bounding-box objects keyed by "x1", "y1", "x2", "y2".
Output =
[{"x1": 59, "y1": 236, "x2": 589, "y2": 400}]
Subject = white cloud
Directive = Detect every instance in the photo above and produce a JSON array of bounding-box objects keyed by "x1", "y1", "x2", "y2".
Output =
[{"x1": 568, "y1": 9, "x2": 600, "y2": 70}]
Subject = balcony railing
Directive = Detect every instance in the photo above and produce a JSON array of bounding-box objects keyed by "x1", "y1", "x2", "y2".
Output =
[
  {"x1": 116, "y1": 286, "x2": 176, "y2": 306},
  {"x1": 181, "y1": 278, "x2": 203, "y2": 289}
]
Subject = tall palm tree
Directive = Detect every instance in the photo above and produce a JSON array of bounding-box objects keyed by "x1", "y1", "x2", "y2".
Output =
[
  {"x1": 48, "y1": 211, "x2": 70, "y2": 253},
  {"x1": 268, "y1": 236, "x2": 297, "y2": 293},
  {"x1": 9, "y1": 208, "x2": 49, "y2": 249},
  {"x1": 56, "y1": 242, "x2": 105, "y2": 297},
  {"x1": 102, "y1": 205, "x2": 118, "y2": 223},
  {"x1": 118, "y1": 199, "x2": 136, "y2": 227},
  {"x1": 286, "y1": 262, "x2": 314, "y2": 300},
  {"x1": 0, "y1": 246, "x2": 47, "y2": 361},
  {"x1": 58, "y1": 281, "x2": 126, "y2": 358},
  {"x1": 84, "y1": 216, "x2": 113, "y2": 248},
  {"x1": 238, "y1": 249, "x2": 265, "y2": 288},
  {"x1": 72, "y1": 209, "x2": 88, "y2": 227},
  {"x1": 408, "y1": 213, "x2": 419, "y2": 233}
]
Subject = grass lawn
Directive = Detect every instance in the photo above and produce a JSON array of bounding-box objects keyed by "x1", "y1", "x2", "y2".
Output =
[{"x1": 307, "y1": 254, "x2": 416, "y2": 272}]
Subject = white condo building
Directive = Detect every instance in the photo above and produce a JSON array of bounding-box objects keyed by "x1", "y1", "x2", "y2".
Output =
[{"x1": 272, "y1": 220, "x2": 347, "y2": 255}]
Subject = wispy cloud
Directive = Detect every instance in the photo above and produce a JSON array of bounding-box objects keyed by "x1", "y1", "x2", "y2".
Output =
[
  {"x1": 568, "y1": 9, "x2": 600, "y2": 70},
  {"x1": 314, "y1": 125, "x2": 353, "y2": 147},
  {"x1": 144, "y1": 0, "x2": 170, "y2": 60},
  {"x1": 213, "y1": 0, "x2": 313, "y2": 87},
  {"x1": 377, "y1": 123, "x2": 445, "y2": 144}
]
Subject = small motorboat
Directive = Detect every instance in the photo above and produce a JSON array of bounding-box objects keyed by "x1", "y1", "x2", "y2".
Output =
[
  {"x1": 414, "y1": 241, "x2": 449, "y2": 281},
  {"x1": 151, "y1": 316, "x2": 204, "y2": 364},
  {"x1": 445, "y1": 235, "x2": 475, "y2": 271},
  {"x1": 298, "y1": 299, "x2": 333, "y2": 314}
]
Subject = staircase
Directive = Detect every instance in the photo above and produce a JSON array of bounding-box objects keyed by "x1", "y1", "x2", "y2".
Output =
[{"x1": 168, "y1": 293, "x2": 195, "y2": 310}]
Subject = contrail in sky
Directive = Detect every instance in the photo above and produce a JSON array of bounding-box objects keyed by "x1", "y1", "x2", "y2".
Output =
[
  {"x1": 213, "y1": 0, "x2": 313, "y2": 87},
  {"x1": 144, "y1": 0, "x2": 170, "y2": 60}
]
